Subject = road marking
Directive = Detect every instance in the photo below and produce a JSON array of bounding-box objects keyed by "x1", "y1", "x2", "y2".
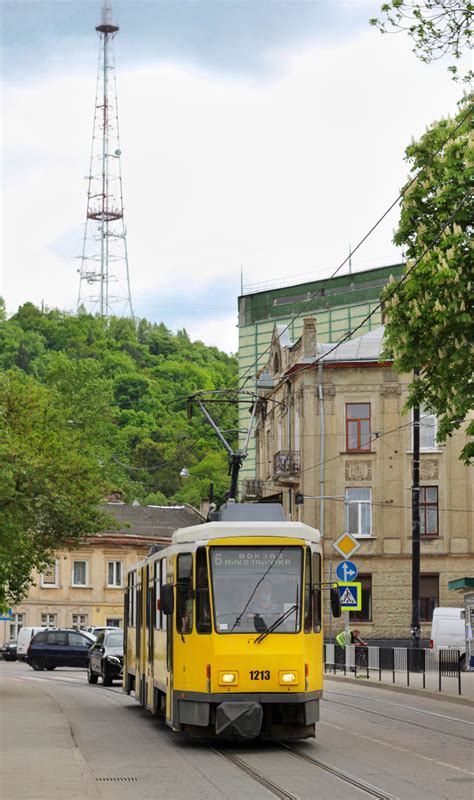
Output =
[{"x1": 321, "y1": 721, "x2": 474, "y2": 776}]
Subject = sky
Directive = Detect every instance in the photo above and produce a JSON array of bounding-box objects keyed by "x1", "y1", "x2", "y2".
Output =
[{"x1": 0, "y1": 0, "x2": 468, "y2": 353}]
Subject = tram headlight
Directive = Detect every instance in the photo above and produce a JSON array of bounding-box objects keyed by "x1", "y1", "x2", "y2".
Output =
[
  {"x1": 218, "y1": 671, "x2": 239, "y2": 686},
  {"x1": 279, "y1": 671, "x2": 299, "y2": 685}
]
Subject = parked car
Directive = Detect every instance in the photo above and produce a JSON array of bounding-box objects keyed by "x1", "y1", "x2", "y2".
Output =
[
  {"x1": 87, "y1": 629, "x2": 124, "y2": 686},
  {"x1": 0, "y1": 640, "x2": 18, "y2": 661},
  {"x1": 26, "y1": 628, "x2": 95, "y2": 671},
  {"x1": 85, "y1": 625, "x2": 120, "y2": 639},
  {"x1": 17, "y1": 627, "x2": 48, "y2": 661},
  {"x1": 430, "y1": 607, "x2": 467, "y2": 669}
]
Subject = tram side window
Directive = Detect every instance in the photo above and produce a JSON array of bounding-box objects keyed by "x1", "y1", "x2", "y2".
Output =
[
  {"x1": 304, "y1": 548, "x2": 312, "y2": 633},
  {"x1": 128, "y1": 572, "x2": 136, "y2": 627},
  {"x1": 154, "y1": 560, "x2": 161, "y2": 630},
  {"x1": 196, "y1": 547, "x2": 211, "y2": 634},
  {"x1": 312, "y1": 553, "x2": 322, "y2": 633},
  {"x1": 176, "y1": 553, "x2": 193, "y2": 634}
]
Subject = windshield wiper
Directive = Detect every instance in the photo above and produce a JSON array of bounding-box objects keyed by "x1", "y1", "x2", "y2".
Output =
[{"x1": 254, "y1": 603, "x2": 298, "y2": 644}]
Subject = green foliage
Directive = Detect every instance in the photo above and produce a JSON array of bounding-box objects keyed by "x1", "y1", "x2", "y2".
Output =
[
  {"x1": 370, "y1": 1, "x2": 473, "y2": 82},
  {"x1": 0, "y1": 371, "x2": 114, "y2": 608},
  {"x1": 382, "y1": 98, "x2": 474, "y2": 463}
]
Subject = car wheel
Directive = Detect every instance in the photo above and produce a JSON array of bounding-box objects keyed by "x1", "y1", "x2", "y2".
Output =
[
  {"x1": 87, "y1": 663, "x2": 98, "y2": 684},
  {"x1": 31, "y1": 657, "x2": 46, "y2": 671},
  {"x1": 101, "y1": 665, "x2": 113, "y2": 686}
]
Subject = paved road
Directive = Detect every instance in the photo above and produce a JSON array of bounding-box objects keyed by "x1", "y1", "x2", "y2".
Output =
[{"x1": 1, "y1": 660, "x2": 473, "y2": 799}]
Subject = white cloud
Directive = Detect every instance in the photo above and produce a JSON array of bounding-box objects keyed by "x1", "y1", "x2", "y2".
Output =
[{"x1": 1, "y1": 28, "x2": 465, "y2": 346}]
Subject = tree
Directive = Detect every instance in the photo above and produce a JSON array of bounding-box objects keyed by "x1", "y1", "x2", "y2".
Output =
[
  {"x1": 370, "y1": 1, "x2": 473, "y2": 81},
  {"x1": 382, "y1": 98, "x2": 473, "y2": 463},
  {"x1": 0, "y1": 371, "x2": 114, "y2": 609}
]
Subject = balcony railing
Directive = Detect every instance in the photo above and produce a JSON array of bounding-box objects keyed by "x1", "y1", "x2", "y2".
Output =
[
  {"x1": 241, "y1": 479, "x2": 264, "y2": 500},
  {"x1": 273, "y1": 450, "x2": 301, "y2": 480}
]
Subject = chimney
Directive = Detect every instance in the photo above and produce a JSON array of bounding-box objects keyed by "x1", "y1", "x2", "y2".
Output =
[{"x1": 302, "y1": 317, "x2": 317, "y2": 358}]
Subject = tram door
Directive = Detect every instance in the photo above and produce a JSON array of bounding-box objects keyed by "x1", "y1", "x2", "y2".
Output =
[
  {"x1": 165, "y1": 556, "x2": 174, "y2": 724},
  {"x1": 146, "y1": 563, "x2": 154, "y2": 710}
]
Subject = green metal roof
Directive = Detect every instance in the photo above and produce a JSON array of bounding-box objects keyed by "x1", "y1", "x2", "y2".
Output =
[{"x1": 448, "y1": 577, "x2": 474, "y2": 591}]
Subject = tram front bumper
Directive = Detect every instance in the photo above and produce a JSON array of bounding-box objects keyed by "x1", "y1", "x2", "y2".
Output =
[{"x1": 215, "y1": 701, "x2": 263, "y2": 740}]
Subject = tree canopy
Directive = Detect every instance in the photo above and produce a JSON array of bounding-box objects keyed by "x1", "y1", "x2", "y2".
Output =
[
  {"x1": 0, "y1": 308, "x2": 239, "y2": 605},
  {"x1": 382, "y1": 98, "x2": 473, "y2": 463},
  {"x1": 370, "y1": 1, "x2": 473, "y2": 81}
]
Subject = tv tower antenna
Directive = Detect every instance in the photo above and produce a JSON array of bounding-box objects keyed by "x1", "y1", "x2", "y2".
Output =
[{"x1": 77, "y1": 0, "x2": 133, "y2": 318}]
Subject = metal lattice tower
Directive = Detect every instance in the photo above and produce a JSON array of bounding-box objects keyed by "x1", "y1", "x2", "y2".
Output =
[{"x1": 77, "y1": 0, "x2": 133, "y2": 318}]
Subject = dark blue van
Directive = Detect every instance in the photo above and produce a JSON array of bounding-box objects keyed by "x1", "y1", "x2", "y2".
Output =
[{"x1": 26, "y1": 628, "x2": 94, "y2": 671}]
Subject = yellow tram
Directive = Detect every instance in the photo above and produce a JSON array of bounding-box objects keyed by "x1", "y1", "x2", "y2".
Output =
[{"x1": 124, "y1": 503, "x2": 338, "y2": 741}]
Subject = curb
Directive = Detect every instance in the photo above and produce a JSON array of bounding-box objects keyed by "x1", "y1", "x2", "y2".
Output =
[{"x1": 324, "y1": 673, "x2": 474, "y2": 706}]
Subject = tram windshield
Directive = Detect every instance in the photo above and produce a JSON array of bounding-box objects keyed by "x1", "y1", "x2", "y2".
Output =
[{"x1": 210, "y1": 546, "x2": 302, "y2": 634}]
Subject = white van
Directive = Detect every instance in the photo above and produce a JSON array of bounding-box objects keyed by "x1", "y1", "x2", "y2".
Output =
[
  {"x1": 429, "y1": 607, "x2": 466, "y2": 669},
  {"x1": 17, "y1": 627, "x2": 47, "y2": 660}
]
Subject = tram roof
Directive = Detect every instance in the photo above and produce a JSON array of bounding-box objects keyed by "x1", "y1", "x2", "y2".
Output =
[{"x1": 171, "y1": 521, "x2": 321, "y2": 545}]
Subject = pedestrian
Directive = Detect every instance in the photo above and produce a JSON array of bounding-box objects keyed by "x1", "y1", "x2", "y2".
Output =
[{"x1": 335, "y1": 628, "x2": 368, "y2": 648}]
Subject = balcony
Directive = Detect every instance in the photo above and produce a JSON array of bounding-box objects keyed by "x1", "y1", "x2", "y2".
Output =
[
  {"x1": 241, "y1": 479, "x2": 264, "y2": 501},
  {"x1": 273, "y1": 450, "x2": 301, "y2": 483}
]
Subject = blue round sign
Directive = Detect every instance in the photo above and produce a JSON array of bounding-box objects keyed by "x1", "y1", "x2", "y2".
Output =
[{"x1": 335, "y1": 560, "x2": 358, "y2": 583}]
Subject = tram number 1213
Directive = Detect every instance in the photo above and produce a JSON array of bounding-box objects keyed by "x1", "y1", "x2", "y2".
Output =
[{"x1": 250, "y1": 670, "x2": 270, "y2": 680}]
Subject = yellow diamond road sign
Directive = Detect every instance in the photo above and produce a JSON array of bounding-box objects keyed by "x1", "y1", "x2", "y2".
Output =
[{"x1": 333, "y1": 531, "x2": 360, "y2": 559}]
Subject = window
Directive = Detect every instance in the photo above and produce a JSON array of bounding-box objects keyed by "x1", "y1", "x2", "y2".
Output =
[
  {"x1": 154, "y1": 560, "x2": 162, "y2": 630},
  {"x1": 72, "y1": 561, "x2": 88, "y2": 587},
  {"x1": 176, "y1": 553, "x2": 193, "y2": 634},
  {"x1": 420, "y1": 487, "x2": 438, "y2": 536},
  {"x1": 68, "y1": 632, "x2": 90, "y2": 647},
  {"x1": 127, "y1": 571, "x2": 136, "y2": 627},
  {"x1": 413, "y1": 406, "x2": 438, "y2": 450},
  {"x1": 350, "y1": 575, "x2": 372, "y2": 622},
  {"x1": 312, "y1": 553, "x2": 322, "y2": 633},
  {"x1": 346, "y1": 488, "x2": 372, "y2": 537},
  {"x1": 9, "y1": 613, "x2": 24, "y2": 640},
  {"x1": 46, "y1": 631, "x2": 67, "y2": 646},
  {"x1": 41, "y1": 613, "x2": 57, "y2": 627},
  {"x1": 107, "y1": 561, "x2": 122, "y2": 587},
  {"x1": 304, "y1": 548, "x2": 312, "y2": 633},
  {"x1": 196, "y1": 547, "x2": 211, "y2": 634},
  {"x1": 106, "y1": 618, "x2": 122, "y2": 628},
  {"x1": 346, "y1": 403, "x2": 371, "y2": 452},
  {"x1": 72, "y1": 614, "x2": 88, "y2": 630},
  {"x1": 41, "y1": 561, "x2": 59, "y2": 588},
  {"x1": 420, "y1": 575, "x2": 439, "y2": 621}
]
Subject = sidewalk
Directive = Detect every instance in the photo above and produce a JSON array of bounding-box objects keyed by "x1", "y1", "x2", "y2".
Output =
[
  {"x1": 0, "y1": 675, "x2": 99, "y2": 799},
  {"x1": 324, "y1": 666, "x2": 474, "y2": 705}
]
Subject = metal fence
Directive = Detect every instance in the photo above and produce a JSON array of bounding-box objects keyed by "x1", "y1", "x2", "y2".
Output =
[{"x1": 324, "y1": 644, "x2": 462, "y2": 695}]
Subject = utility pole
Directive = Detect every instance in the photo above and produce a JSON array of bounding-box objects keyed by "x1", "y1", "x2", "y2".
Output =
[{"x1": 411, "y1": 368, "x2": 421, "y2": 648}]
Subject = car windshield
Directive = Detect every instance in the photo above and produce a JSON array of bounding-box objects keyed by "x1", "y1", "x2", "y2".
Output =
[
  {"x1": 210, "y1": 546, "x2": 302, "y2": 634},
  {"x1": 107, "y1": 633, "x2": 123, "y2": 648}
]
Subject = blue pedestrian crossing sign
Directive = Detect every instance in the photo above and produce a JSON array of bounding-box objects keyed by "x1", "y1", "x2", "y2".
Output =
[
  {"x1": 0, "y1": 608, "x2": 13, "y2": 621},
  {"x1": 335, "y1": 560, "x2": 358, "y2": 583},
  {"x1": 338, "y1": 582, "x2": 362, "y2": 611}
]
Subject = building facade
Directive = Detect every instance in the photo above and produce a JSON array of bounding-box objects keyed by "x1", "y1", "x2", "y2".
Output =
[
  {"x1": 1, "y1": 503, "x2": 204, "y2": 645},
  {"x1": 238, "y1": 264, "x2": 405, "y2": 488},
  {"x1": 252, "y1": 317, "x2": 473, "y2": 642}
]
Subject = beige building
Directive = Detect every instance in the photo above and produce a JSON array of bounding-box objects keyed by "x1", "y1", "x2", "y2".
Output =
[
  {"x1": 1, "y1": 503, "x2": 204, "y2": 646},
  {"x1": 249, "y1": 318, "x2": 473, "y2": 642}
]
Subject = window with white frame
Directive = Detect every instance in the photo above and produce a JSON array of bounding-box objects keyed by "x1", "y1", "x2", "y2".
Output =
[
  {"x1": 107, "y1": 560, "x2": 122, "y2": 587},
  {"x1": 412, "y1": 406, "x2": 438, "y2": 450},
  {"x1": 72, "y1": 614, "x2": 88, "y2": 630},
  {"x1": 346, "y1": 488, "x2": 372, "y2": 537},
  {"x1": 41, "y1": 613, "x2": 57, "y2": 627},
  {"x1": 72, "y1": 560, "x2": 88, "y2": 587},
  {"x1": 41, "y1": 561, "x2": 59, "y2": 588},
  {"x1": 9, "y1": 613, "x2": 24, "y2": 640}
]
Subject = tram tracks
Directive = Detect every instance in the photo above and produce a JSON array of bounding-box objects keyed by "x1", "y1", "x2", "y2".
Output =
[
  {"x1": 322, "y1": 697, "x2": 474, "y2": 743},
  {"x1": 210, "y1": 742, "x2": 398, "y2": 800}
]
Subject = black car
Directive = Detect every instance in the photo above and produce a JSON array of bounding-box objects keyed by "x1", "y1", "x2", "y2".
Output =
[
  {"x1": 1, "y1": 640, "x2": 17, "y2": 661},
  {"x1": 87, "y1": 629, "x2": 123, "y2": 686},
  {"x1": 26, "y1": 628, "x2": 94, "y2": 671}
]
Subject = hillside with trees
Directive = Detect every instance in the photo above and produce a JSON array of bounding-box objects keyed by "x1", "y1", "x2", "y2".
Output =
[{"x1": 0, "y1": 302, "x2": 239, "y2": 511}]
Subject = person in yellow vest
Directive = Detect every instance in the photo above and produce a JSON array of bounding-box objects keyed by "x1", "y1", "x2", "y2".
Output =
[{"x1": 335, "y1": 628, "x2": 368, "y2": 648}]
